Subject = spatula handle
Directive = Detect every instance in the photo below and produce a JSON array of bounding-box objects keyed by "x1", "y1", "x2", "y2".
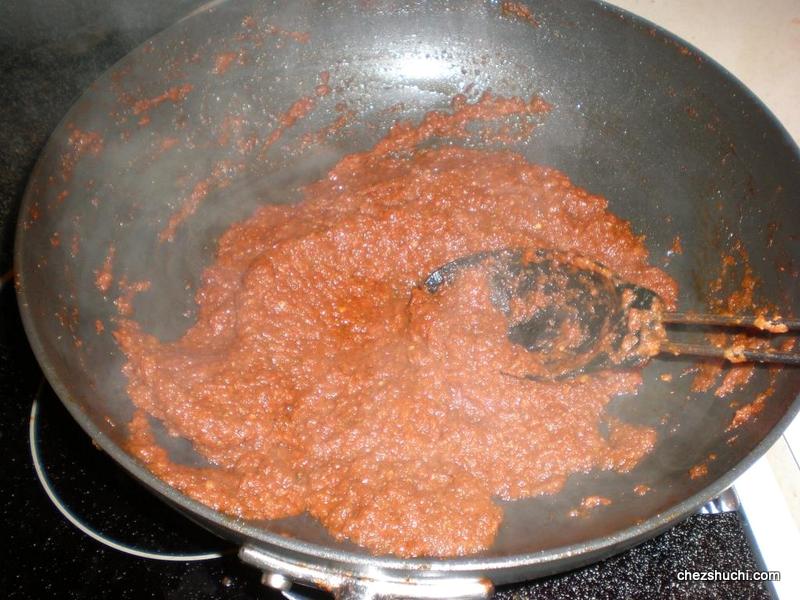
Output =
[
  {"x1": 660, "y1": 341, "x2": 800, "y2": 365},
  {"x1": 663, "y1": 312, "x2": 800, "y2": 332}
]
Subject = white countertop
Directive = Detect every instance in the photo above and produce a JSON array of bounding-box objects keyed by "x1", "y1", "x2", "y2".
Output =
[{"x1": 608, "y1": 1, "x2": 800, "y2": 597}]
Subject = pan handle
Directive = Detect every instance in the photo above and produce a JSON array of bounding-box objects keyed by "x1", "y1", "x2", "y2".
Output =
[{"x1": 239, "y1": 544, "x2": 494, "y2": 600}]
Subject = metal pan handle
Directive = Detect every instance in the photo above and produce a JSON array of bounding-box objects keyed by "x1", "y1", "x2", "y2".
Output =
[{"x1": 239, "y1": 544, "x2": 494, "y2": 600}]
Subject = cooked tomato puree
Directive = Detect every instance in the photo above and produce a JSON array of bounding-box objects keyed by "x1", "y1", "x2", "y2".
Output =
[{"x1": 115, "y1": 95, "x2": 677, "y2": 558}]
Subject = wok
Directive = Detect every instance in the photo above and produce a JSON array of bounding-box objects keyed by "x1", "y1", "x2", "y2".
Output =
[{"x1": 14, "y1": 0, "x2": 800, "y2": 597}]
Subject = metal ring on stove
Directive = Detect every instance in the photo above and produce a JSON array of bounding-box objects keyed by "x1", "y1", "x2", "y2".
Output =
[{"x1": 29, "y1": 387, "x2": 224, "y2": 562}]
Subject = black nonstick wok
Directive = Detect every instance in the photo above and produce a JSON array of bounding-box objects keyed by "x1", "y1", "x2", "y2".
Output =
[{"x1": 14, "y1": 0, "x2": 800, "y2": 597}]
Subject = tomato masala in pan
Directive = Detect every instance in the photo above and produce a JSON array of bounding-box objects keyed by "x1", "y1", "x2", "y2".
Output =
[{"x1": 115, "y1": 93, "x2": 678, "y2": 557}]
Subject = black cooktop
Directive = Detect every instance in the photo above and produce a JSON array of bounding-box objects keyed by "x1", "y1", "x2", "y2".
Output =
[{"x1": 0, "y1": 2, "x2": 773, "y2": 598}]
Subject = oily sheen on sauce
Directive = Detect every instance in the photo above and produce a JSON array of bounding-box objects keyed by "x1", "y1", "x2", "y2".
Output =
[{"x1": 115, "y1": 94, "x2": 678, "y2": 558}]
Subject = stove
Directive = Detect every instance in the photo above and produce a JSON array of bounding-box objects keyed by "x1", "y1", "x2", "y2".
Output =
[{"x1": 0, "y1": 1, "x2": 791, "y2": 598}]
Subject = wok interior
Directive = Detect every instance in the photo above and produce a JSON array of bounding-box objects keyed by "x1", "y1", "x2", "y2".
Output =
[{"x1": 17, "y1": 0, "x2": 800, "y2": 561}]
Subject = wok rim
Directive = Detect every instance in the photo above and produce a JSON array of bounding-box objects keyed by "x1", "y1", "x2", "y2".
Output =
[{"x1": 13, "y1": 0, "x2": 800, "y2": 582}]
